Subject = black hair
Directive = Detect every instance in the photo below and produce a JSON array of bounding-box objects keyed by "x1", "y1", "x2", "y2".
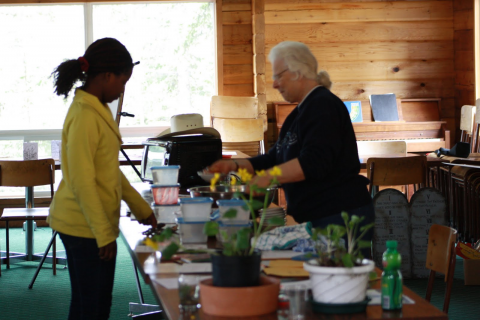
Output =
[{"x1": 52, "y1": 38, "x2": 134, "y2": 99}]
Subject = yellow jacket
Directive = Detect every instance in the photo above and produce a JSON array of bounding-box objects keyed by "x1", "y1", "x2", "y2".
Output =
[{"x1": 48, "y1": 89, "x2": 152, "y2": 247}]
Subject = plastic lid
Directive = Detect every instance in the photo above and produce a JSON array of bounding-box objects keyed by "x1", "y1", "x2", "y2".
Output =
[
  {"x1": 179, "y1": 197, "x2": 213, "y2": 204},
  {"x1": 386, "y1": 240, "x2": 398, "y2": 249},
  {"x1": 176, "y1": 217, "x2": 209, "y2": 224},
  {"x1": 151, "y1": 183, "x2": 181, "y2": 188},
  {"x1": 217, "y1": 199, "x2": 246, "y2": 207},
  {"x1": 150, "y1": 165, "x2": 180, "y2": 170},
  {"x1": 218, "y1": 220, "x2": 252, "y2": 227}
]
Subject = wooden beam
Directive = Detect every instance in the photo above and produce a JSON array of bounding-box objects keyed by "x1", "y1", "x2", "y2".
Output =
[{"x1": 216, "y1": 0, "x2": 224, "y2": 95}]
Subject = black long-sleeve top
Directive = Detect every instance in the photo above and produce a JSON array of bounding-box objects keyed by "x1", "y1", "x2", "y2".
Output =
[{"x1": 249, "y1": 86, "x2": 371, "y2": 223}]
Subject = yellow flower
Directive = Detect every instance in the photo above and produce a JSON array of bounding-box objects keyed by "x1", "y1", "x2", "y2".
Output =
[
  {"x1": 210, "y1": 173, "x2": 221, "y2": 191},
  {"x1": 230, "y1": 175, "x2": 237, "y2": 185},
  {"x1": 144, "y1": 237, "x2": 159, "y2": 251},
  {"x1": 237, "y1": 168, "x2": 252, "y2": 183},
  {"x1": 269, "y1": 166, "x2": 282, "y2": 177},
  {"x1": 255, "y1": 170, "x2": 266, "y2": 177}
]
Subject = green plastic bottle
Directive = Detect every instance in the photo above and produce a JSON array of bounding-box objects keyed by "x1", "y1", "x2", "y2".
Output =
[{"x1": 381, "y1": 240, "x2": 403, "y2": 310}]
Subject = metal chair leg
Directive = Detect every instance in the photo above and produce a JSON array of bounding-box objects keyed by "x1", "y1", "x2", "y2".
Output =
[{"x1": 28, "y1": 231, "x2": 57, "y2": 289}]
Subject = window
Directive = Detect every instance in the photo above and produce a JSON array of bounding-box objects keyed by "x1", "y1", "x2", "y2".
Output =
[{"x1": 0, "y1": 2, "x2": 216, "y2": 195}]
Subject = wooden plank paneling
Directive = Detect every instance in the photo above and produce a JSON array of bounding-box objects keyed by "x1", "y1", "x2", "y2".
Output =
[
  {"x1": 454, "y1": 9, "x2": 474, "y2": 30},
  {"x1": 265, "y1": 41, "x2": 454, "y2": 61},
  {"x1": 265, "y1": 1, "x2": 452, "y2": 24},
  {"x1": 266, "y1": 79, "x2": 456, "y2": 101},
  {"x1": 454, "y1": 29, "x2": 474, "y2": 51},
  {"x1": 223, "y1": 84, "x2": 255, "y2": 96},
  {"x1": 223, "y1": 0, "x2": 251, "y2": 12},
  {"x1": 441, "y1": 98, "x2": 456, "y2": 118},
  {"x1": 454, "y1": 0, "x2": 474, "y2": 11},
  {"x1": 224, "y1": 64, "x2": 254, "y2": 84},
  {"x1": 265, "y1": 59, "x2": 454, "y2": 81},
  {"x1": 455, "y1": 71, "x2": 475, "y2": 89},
  {"x1": 455, "y1": 50, "x2": 474, "y2": 70},
  {"x1": 223, "y1": 11, "x2": 252, "y2": 25},
  {"x1": 224, "y1": 45, "x2": 252, "y2": 64},
  {"x1": 223, "y1": 25, "x2": 252, "y2": 45},
  {"x1": 265, "y1": 21, "x2": 454, "y2": 44}
]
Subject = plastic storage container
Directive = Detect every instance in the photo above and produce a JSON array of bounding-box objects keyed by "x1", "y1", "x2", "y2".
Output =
[
  {"x1": 216, "y1": 220, "x2": 252, "y2": 244},
  {"x1": 151, "y1": 184, "x2": 180, "y2": 205},
  {"x1": 179, "y1": 197, "x2": 214, "y2": 221},
  {"x1": 153, "y1": 204, "x2": 180, "y2": 224},
  {"x1": 150, "y1": 165, "x2": 180, "y2": 185},
  {"x1": 176, "y1": 217, "x2": 208, "y2": 244},
  {"x1": 216, "y1": 199, "x2": 250, "y2": 221}
]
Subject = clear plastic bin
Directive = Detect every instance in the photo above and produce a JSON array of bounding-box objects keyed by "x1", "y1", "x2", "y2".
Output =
[
  {"x1": 151, "y1": 165, "x2": 180, "y2": 185},
  {"x1": 216, "y1": 199, "x2": 250, "y2": 221},
  {"x1": 153, "y1": 204, "x2": 180, "y2": 224},
  {"x1": 151, "y1": 184, "x2": 180, "y2": 205},
  {"x1": 179, "y1": 197, "x2": 213, "y2": 221},
  {"x1": 216, "y1": 220, "x2": 252, "y2": 244},
  {"x1": 176, "y1": 217, "x2": 208, "y2": 244}
]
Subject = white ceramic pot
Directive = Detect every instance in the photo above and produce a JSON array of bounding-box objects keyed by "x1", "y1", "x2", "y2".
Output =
[{"x1": 303, "y1": 259, "x2": 375, "y2": 304}]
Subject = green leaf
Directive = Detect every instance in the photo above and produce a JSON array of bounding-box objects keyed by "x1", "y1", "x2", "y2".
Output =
[
  {"x1": 250, "y1": 199, "x2": 264, "y2": 211},
  {"x1": 236, "y1": 228, "x2": 251, "y2": 251},
  {"x1": 341, "y1": 253, "x2": 354, "y2": 268},
  {"x1": 360, "y1": 223, "x2": 375, "y2": 233},
  {"x1": 223, "y1": 208, "x2": 238, "y2": 219},
  {"x1": 222, "y1": 243, "x2": 234, "y2": 256},
  {"x1": 203, "y1": 221, "x2": 219, "y2": 236},
  {"x1": 161, "y1": 227, "x2": 174, "y2": 239},
  {"x1": 267, "y1": 217, "x2": 285, "y2": 226},
  {"x1": 357, "y1": 240, "x2": 372, "y2": 249},
  {"x1": 161, "y1": 242, "x2": 180, "y2": 261},
  {"x1": 151, "y1": 234, "x2": 165, "y2": 242}
]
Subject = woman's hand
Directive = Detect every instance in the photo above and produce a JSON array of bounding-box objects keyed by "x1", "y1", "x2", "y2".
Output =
[
  {"x1": 207, "y1": 159, "x2": 237, "y2": 174},
  {"x1": 139, "y1": 213, "x2": 157, "y2": 229},
  {"x1": 99, "y1": 241, "x2": 117, "y2": 261}
]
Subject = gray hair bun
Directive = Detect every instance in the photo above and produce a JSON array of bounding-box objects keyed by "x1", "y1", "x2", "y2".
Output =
[{"x1": 316, "y1": 70, "x2": 332, "y2": 90}]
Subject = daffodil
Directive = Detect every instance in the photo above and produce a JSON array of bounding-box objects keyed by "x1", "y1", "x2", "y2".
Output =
[
  {"x1": 144, "y1": 237, "x2": 159, "y2": 251},
  {"x1": 255, "y1": 170, "x2": 266, "y2": 177},
  {"x1": 237, "y1": 168, "x2": 252, "y2": 183},
  {"x1": 269, "y1": 166, "x2": 282, "y2": 177},
  {"x1": 230, "y1": 175, "x2": 237, "y2": 185},
  {"x1": 210, "y1": 173, "x2": 221, "y2": 191}
]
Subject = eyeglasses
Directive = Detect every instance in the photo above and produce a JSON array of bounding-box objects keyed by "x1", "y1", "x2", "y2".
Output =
[{"x1": 272, "y1": 68, "x2": 289, "y2": 81}]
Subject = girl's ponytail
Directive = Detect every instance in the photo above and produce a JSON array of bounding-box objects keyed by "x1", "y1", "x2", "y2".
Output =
[{"x1": 52, "y1": 58, "x2": 86, "y2": 99}]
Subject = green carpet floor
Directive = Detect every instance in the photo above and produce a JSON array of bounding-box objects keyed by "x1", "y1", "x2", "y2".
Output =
[
  {"x1": 1, "y1": 227, "x2": 479, "y2": 319},
  {"x1": 0, "y1": 227, "x2": 157, "y2": 319}
]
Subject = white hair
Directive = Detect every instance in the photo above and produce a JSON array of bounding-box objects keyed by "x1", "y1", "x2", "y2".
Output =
[{"x1": 268, "y1": 41, "x2": 332, "y2": 89}]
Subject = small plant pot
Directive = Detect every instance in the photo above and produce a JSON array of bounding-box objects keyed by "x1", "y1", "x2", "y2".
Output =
[
  {"x1": 211, "y1": 252, "x2": 261, "y2": 287},
  {"x1": 200, "y1": 276, "x2": 280, "y2": 317},
  {"x1": 303, "y1": 259, "x2": 375, "y2": 304}
]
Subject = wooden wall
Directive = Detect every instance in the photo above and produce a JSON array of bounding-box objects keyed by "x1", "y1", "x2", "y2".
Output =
[
  {"x1": 219, "y1": 0, "x2": 476, "y2": 146},
  {"x1": 454, "y1": 0, "x2": 475, "y2": 140}
]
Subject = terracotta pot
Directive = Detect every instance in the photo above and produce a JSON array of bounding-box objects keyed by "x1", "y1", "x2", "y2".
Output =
[{"x1": 200, "y1": 276, "x2": 280, "y2": 317}]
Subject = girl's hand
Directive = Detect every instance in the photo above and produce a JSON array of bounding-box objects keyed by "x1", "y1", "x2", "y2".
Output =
[
  {"x1": 139, "y1": 213, "x2": 158, "y2": 229},
  {"x1": 99, "y1": 241, "x2": 117, "y2": 261}
]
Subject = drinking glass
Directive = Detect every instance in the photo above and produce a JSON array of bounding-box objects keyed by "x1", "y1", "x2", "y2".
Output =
[
  {"x1": 285, "y1": 284, "x2": 308, "y2": 320},
  {"x1": 178, "y1": 274, "x2": 201, "y2": 312}
]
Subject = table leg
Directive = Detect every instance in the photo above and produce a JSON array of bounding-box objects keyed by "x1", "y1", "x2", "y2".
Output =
[{"x1": 25, "y1": 220, "x2": 34, "y2": 260}]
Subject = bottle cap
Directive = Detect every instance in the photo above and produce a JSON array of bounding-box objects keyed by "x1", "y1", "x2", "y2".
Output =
[{"x1": 386, "y1": 240, "x2": 398, "y2": 249}]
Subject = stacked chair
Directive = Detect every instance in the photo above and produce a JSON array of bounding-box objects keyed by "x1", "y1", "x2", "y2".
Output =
[{"x1": 210, "y1": 96, "x2": 265, "y2": 157}]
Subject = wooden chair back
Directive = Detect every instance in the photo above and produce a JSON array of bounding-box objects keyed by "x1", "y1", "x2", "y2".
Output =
[
  {"x1": 367, "y1": 156, "x2": 427, "y2": 193},
  {"x1": 210, "y1": 96, "x2": 258, "y2": 119},
  {"x1": 357, "y1": 141, "x2": 407, "y2": 156},
  {"x1": 425, "y1": 224, "x2": 457, "y2": 313},
  {"x1": 0, "y1": 159, "x2": 55, "y2": 199}
]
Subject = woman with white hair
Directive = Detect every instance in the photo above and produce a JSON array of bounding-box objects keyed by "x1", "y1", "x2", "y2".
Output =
[{"x1": 209, "y1": 41, "x2": 374, "y2": 255}]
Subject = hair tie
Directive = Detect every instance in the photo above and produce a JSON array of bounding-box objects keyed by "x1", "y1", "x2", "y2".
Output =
[{"x1": 78, "y1": 57, "x2": 89, "y2": 72}]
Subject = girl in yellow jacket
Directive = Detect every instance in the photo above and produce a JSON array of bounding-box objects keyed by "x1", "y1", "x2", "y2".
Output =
[{"x1": 48, "y1": 38, "x2": 156, "y2": 320}]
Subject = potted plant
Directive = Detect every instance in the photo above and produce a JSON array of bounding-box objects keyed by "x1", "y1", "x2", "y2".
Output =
[{"x1": 303, "y1": 212, "x2": 375, "y2": 306}]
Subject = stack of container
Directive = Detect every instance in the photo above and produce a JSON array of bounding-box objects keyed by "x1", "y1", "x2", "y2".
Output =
[
  {"x1": 177, "y1": 197, "x2": 213, "y2": 244},
  {"x1": 215, "y1": 199, "x2": 252, "y2": 244},
  {"x1": 150, "y1": 166, "x2": 181, "y2": 224}
]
